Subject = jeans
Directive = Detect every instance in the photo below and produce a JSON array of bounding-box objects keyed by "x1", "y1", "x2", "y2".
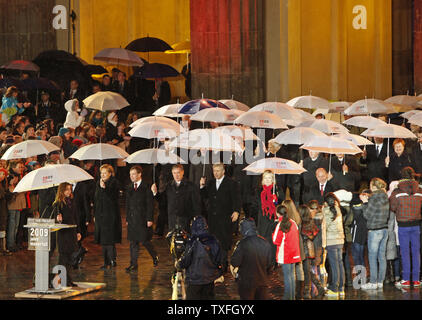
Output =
[
  {"x1": 394, "y1": 246, "x2": 401, "y2": 280},
  {"x1": 367, "y1": 229, "x2": 388, "y2": 284},
  {"x1": 326, "y1": 244, "x2": 345, "y2": 292},
  {"x1": 7, "y1": 210, "x2": 20, "y2": 250},
  {"x1": 280, "y1": 263, "x2": 296, "y2": 300},
  {"x1": 398, "y1": 226, "x2": 420, "y2": 282},
  {"x1": 352, "y1": 242, "x2": 365, "y2": 267}
]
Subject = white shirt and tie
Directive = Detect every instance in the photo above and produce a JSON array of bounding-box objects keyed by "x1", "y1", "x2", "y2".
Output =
[
  {"x1": 375, "y1": 144, "x2": 383, "y2": 157},
  {"x1": 216, "y1": 176, "x2": 224, "y2": 191},
  {"x1": 133, "y1": 180, "x2": 142, "y2": 191},
  {"x1": 320, "y1": 181, "x2": 327, "y2": 196}
]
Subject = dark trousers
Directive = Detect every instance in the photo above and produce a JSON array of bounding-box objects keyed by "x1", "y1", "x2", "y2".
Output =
[
  {"x1": 102, "y1": 244, "x2": 115, "y2": 265},
  {"x1": 186, "y1": 282, "x2": 215, "y2": 300},
  {"x1": 237, "y1": 282, "x2": 269, "y2": 300},
  {"x1": 156, "y1": 204, "x2": 168, "y2": 236},
  {"x1": 130, "y1": 240, "x2": 157, "y2": 266}
]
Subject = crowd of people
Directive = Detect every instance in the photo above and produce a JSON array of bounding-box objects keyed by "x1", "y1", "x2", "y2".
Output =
[{"x1": 1, "y1": 73, "x2": 422, "y2": 300}]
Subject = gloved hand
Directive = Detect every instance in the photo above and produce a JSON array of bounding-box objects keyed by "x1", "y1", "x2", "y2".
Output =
[{"x1": 80, "y1": 108, "x2": 88, "y2": 117}]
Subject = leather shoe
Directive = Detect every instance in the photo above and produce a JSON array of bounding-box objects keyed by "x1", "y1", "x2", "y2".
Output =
[
  {"x1": 153, "y1": 256, "x2": 159, "y2": 267},
  {"x1": 111, "y1": 260, "x2": 117, "y2": 267},
  {"x1": 126, "y1": 265, "x2": 138, "y2": 273}
]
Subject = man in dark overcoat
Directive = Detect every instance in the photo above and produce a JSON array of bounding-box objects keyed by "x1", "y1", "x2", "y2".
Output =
[
  {"x1": 125, "y1": 166, "x2": 158, "y2": 272},
  {"x1": 200, "y1": 163, "x2": 241, "y2": 271}
]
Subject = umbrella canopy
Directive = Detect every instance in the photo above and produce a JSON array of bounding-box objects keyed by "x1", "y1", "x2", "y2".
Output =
[
  {"x1": 344, "y1": 99, "x2": 396, "y2": 115},
  {"x1": 125, "y1": 148, "x2": 186, "y2": 164},
  {"x1": 334, "y1": 133, "x2": 374, "y2": 146},
  {"x1": 243, "y1": 157, "x2": 306, "y2": 175},
  {"x1": 1, "y1": 60, "x2": 39, "y2": 72},
  {"x1": 300, "y1": 136, "x2": 362, "y2": 155},
  {"x1": 129, "y1": 116, "x2": 181, "y2": 129},
  {"x1": 361, "y1": 124, "x2": 417, "y2": 139},
  {"x1": 178, "y1": 99, "x2": 230, "y2": 115},
  {"x1": 400, "y1": 110, "x2": 422, "y2": 120},
  {"x1": 94, "y1": 48, "x2": 145, "y2": 67},
  {"x1": 274, "y1": 127, "x2": 326, "y2": 145},
  {"x1": 14, "y1": 164, "x2": 94, "y2": 193},
  {"x1": 0, "y1": 78, "x2": 25, "y2": 89},
  {"x1": 342, "y1": 116, "x2": 387, "y2": 129},
  {"x1": 1, "y1": 140, "x2": 59, "y2": 160},
  {"x1": 407, "y1": 112, "x2": 422, "y2": 127},
  {"x1": 169, "y1": 129, "x2": 243, "y2": 152},
  {"x1": 286, "y1": 95, "x2": 330, "y2": 109},
  {"x1": 234, "y1": 111, "x2": 288, "y2": 129},
  {"x1": 213, "y1": 125, "x2": 259, "y2": 141},
  {"x1": 296, "y1": 119, "x2": 349, "y2": 134},
  {"x1": 126, "y1": 37, "x2": 173, "y2": 52},
  {"x1": 385, "y1": 95, "x2": 420, "y2": 106},
  {"x1": 132, "y1": 63, "x2": 180, "y2": 79},
  {"x1": 249, "y1": 102, "x2": 305, "y2": 126},
  {"x1": 153, "y1": 103, "x2": 182, "y2": 118},
  {"x1": 190, "y1": 108, "x2": 242, "y2": 124},
  {"x1": 21, "y1": 78, "x2": 61, "y2": 91},
  {"x1": 218, "y1": 99, "x2": 250, "y2": 111},
  {"x1": 69, "y1": 143, "x2": 129, "y2": 161},
  {"x1": 85, "y1": 64, "x2": 108, "y2": 75},
  {"x1": 128, "y1": 121, "x2": 181, "y2": 139},
  {"x1": 83, "y1": 91, "x2": 129, "y2": 111}
]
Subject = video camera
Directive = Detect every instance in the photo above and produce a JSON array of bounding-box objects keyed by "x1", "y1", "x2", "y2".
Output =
[{"x1": 166, "y1": 224, "x2": 188, "y2": 261}]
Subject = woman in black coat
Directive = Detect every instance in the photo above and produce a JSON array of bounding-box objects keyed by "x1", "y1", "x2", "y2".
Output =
[
  {"x1": 54, "y1": 182, "x2": 81, "y2": 286},
  {"x1": 385, "y1": 138, "x2": 412, "y2": 183},
  {"x1": 94, "y1": 164, "x2": 122, "y2": 269}
]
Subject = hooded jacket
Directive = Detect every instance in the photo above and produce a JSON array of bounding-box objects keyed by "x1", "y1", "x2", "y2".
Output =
[
  {"x1": 389, "y1": 179, "x2": 422, "y2": 227},
  {"x1": 63, "y1": 99, "x2": 84, "y2": 129},
  {"x1": 176, "y1": 216, "x2": 223, "y2": 285},
  {"x1": 230, "y1": 219, "x2": 273, "y2": 287}
]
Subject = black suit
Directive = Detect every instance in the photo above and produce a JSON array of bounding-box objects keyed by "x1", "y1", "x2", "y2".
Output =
[
  {"x1": 301, "y1": 154, "x2": 329, "y2": 203},
  {"x1": 73, "y1": 181, "x2": 92, "y2": 240},
  {"x1": 330, "y1": 156, "x2": 361, "y2": 192},
  {"x1": 126, "y1": 181, "x2": 157, "y2": 267},
  {"x1": 411, "y1": 143, "x2": 422, "y2": 176},
  {"x1": 35, "y1": 100, "x2": 65, "y2": 125},
  {"x1": 303, "y1": 180, "x2": 335, "y2": 205},
  {"x1": 64, "y1": 88, "x2": 85, "y2": 106},
  {"x1": 360, "y1": 142, "x2": 388, "y2": 182}
]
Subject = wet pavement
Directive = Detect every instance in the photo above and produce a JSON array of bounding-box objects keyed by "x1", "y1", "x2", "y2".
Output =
[{"x1": 1, "y1": 208, "x2": 421, "y2": 300}]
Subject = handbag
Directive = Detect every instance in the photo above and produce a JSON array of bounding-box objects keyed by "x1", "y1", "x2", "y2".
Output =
[{"x1": 306, "y1": 239, "x2": 316, "y2": 259}]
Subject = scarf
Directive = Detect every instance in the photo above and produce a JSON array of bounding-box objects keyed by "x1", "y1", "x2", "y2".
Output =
[{"x1": 261, "y1": 184, "x2": 277, "y2": 220}]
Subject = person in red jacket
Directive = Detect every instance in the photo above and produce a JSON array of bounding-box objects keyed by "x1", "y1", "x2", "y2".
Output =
[{"x1": 273, "y1": 204, "x2": 302, "y2": 300}]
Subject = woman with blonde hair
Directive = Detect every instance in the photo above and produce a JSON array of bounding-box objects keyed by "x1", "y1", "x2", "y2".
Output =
[{"x1": 94, "y1": 164, "x2": 121, "y2": 269}]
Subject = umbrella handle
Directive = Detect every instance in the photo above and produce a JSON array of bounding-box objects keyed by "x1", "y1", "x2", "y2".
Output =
[{"x1": 329, "y1": 153, "x2": 332, "y2": 174}]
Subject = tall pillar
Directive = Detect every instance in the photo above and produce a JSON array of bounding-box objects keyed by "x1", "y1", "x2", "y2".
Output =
[
  {"x1": 190, "y1": 0, "x2": 265, "y2": 106},
  {"x1": 414, "y1": 0, "x2": 422, "y2": 94}
]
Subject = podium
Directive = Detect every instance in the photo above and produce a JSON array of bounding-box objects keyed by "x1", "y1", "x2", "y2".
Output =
[{"x1": 15, "y1": 218, "x2": 106, "y2": 299}]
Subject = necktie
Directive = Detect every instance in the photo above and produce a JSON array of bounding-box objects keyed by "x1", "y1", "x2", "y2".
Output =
[
  {"x1": 376, "y1": 145, "x2": 380, "y2": 157},
  {"x1": 134, "y1": 183, "x2": 137, "y2": 191},
  {"x1": 216, "y1": 180, "x2": 220, "y2": 190},
  {"x1": 320, "y1": 184, "x2": 324, "y2": 196}
]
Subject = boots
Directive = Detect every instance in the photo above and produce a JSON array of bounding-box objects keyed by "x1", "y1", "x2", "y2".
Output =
[
  {"x1": 311, "y1": 269, "x2": 325, "y2": 298},
  {"x1": 295, "y1": 280, "x2": 304, "y2": 300},
  {"x1": 385, "y1": 260, "x2": 395, "y2": 284}
]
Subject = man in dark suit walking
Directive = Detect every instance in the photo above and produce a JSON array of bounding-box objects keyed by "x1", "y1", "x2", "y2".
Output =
[
  {"x1": 303, "y1": 167, "x2": 335, "y2": 205},
  {"x1": 125, "y1": 165, "x2": 158, "y2": 273},
  {"x1": 200, "y1": 163, "x2": 241, "y2": 271}
]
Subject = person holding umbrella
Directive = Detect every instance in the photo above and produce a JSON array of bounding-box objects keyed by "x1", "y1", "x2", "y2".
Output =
[{"x1": 94, "y1": 164, "x2": 122, "y2": 269}]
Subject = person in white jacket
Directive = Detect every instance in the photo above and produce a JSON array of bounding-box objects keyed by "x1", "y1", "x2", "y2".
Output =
[{"x1": 63, "y1": 99, "x2": 87, "y2": 129}]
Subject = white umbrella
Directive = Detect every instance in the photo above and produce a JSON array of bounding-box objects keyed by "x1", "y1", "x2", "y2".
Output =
[
  {"x1": 249, "y1": 102, "x2": 305, "y2": 126},
  {"x1": 273, "y1": 127, "x2": 326, "y2": 145},
  {"x1": 83, "y1": 91, "x2": 129, "y2": 111},
  {"x1": 300, "y1": 136, "x2": 362, "y2": 155},
  {"x1": 14, "y1": 164, "x2": 94, "y2": 193},
  {"x1": 234, "y1": 111, "x2": 288, "y2": 129},
  {"x1": 94, "y1": 48, "x2": 144, "y2": 67},
  {"x1": 407, "y1": 113, "x2": 422, "y2": 127},
  {"x1": 153, "y1": 103, "x2": 182, "y2": 118},
  {"x1": 218, "y1": 99, "x2": 250, "y2": 111},
  {"x1": 342, "y1": 116, "x2": 387, "y2": 129},
  {"x1": 2, "y1": 140, "x2": 60, "y2": 160},
  {"x1": 344, "y1": 99, "x2": 396, "y2": 115},
  {"x1": 213, "y1": 125, "x2": 259, "y2": 141},
  {"x1": 129, "y1": 116, "x2": 181, "y2": 129},
  {"x1": 295, "y1": 109, "x2": 315, "y2": 121},
  {"x1": 361, "y1": 124, "x2": 417, "y2": 139},
  {"x1": 69, "y1": 143, "x2": 129, "y2": 160},
  {"x1": 169, "y1": 129, "x2": 243, "y2": 152},
  {"x1": 400, "y1": 110, "x2": 422, "y2": 120},
  {"x1": 190, "y1": 108, "x2": 242, "y2": 124},
  {"x1": 243, "y1": 157, "x2": 307, "y2": 175},
  {"x1": 128, "y1": 121, "x2": 181, "y2": 139},
  {"x1": 125, "y1": 148, "x2": 186, "y2": 164},
  {"x1": 334, "y1": 133, "x2": 374, "y2": 146},
  {"x1": 286, "y1": 95, "x2": 330, "y2": 109},
  {"x1": 296, "y1": 119, "x2": 349, "y2": 134},
  {"x1": 385, "y1": 95, "x2": 420, "y2": 106}
]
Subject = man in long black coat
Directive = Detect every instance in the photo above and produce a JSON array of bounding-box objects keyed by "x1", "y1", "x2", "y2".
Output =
[
  {"x1": 360, "y1": 137, "x2": 388, "y2": 183},
  {"x1": 151, "y1": 164, "x2": 201, "y2": 233},
  {"x1": 125, "y1": 166, "x2": 158, "y2": 272},
  {"x1": 330, "y1": 154, "x2": 361, "y2": 192},
  {"x1": 303, "y1": 167, "x2": 335, "y2": 205},
  {"x1": 200, "y1": 163, "x2": 241, "y2": 271},
  {"x1": 301, "y1": 151, "x2": 329, "y2": 203}
]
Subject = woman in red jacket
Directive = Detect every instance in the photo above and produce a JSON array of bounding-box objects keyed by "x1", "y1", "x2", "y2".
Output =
[{"x1": 273, "y1": 205, "x2": 302, "y2": 300}]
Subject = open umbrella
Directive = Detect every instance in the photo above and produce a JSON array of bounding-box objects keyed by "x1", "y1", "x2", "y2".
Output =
[
  {"x1": 406, "y1": 113, "x2": 422, "y2": 127},
  {"x1": 334, "y1": 133, "x2": 374, "y2": 146},
  {"x1": 128, "y1": 121, "x2": 181, "y2": 139},
  {"x1": 14, "y1": 164, "x2": 94, "y2": 193},
  {"x1": 190, "y1": 108, "x2": 242, "y2": 124},
  {"x1": 400, "y1": 110, "x2": 422, "y2": 120},
  {"x1": 85, "y1": 64, "x2": 108, "y2": 75},
  {"x1": 385, "y1": 95, "x2": 420, "y2": 107},
  {"x1": 234, "y1": 111, "x2": 288, "y2": 129},
  {"x1": 83, "y1": 91, "x2": 129, "y2": 111},
  {"x1": 125, "y1": 148, "x2": 186, "y2": 164},
  {"x1": 342, "y1": 116, "x2": 386, "y2": 129},
  {"x1": 344, "y1": 99, "x2": 396, "y2": 115},
  {"x1": 69, "y1": 143, "x2": 129, "y2": 161},
  {"x1": 0, "y1": 78, "x2": 25, "y2": 90},
  {"x1": 218, "y1": 99, "x2": 250, "y2": 112},
  {"x1": 21, "y1": 78, "x2": 61, "y2": 91},
  {"x1": 274, "y1": 127, "x2": 326, "y2": 145},
  {"x1": 129, "y1": 116, "x2": 182, "y2": 130},
  {"x1": 126, "y1": 36, "x2": 173, "y2": 52},
  {"x1": 153, "y1": 103, "x2": 182, "y2": 118},
  {"x1": 178, "y1": 99, "x2": 229, "y2": 115},
  {"x1": 361, "y1": 124, "x2": 417, "y2": 139},
  {"x1": 1, "y1": 60, "x2": 39, "y2": 72},
  {"x1": 132, "y1": 63, "x2": 180, "y2": 80},
  {"x1": 287, "y1": 95, "x2": 330, "y2": 109},
  {"x1": 1, "y1": 140, "x2": 59, "y2": 160},
  {"x1": 249, "y1": 102, "x2": 307, "y2": 126},
  {"x1": 243, "y1": 157, "x2": 306, "y2": 175},
  {"x1": 164, "y1": 41, "x2": 191, "y2": 54},
  {"x1": 296, "y1": 119, "x2": 349, "y2": 134},
  {"x1": 213, "y1": 125, "x2": 259, "y2": 141},
  {"x1": 94, "y1": 48, "x2": 144, "y2": 67}
]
